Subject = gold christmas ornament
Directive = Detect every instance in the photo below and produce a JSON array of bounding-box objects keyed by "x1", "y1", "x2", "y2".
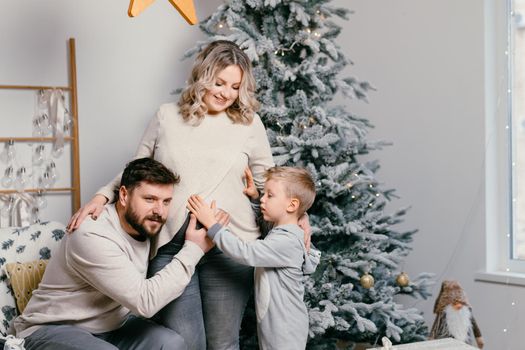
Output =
[
  {"x1": 360, "y1": 273, "x2": 374, "y2": 289},
  {"x1": 396, "y1": 272, "x2": 410, "y2": 287}
]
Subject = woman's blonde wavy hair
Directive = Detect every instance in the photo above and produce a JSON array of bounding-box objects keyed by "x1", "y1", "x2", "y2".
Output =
[{"x1": 178, "y1": 40, "x2": 259, "y2": 125}]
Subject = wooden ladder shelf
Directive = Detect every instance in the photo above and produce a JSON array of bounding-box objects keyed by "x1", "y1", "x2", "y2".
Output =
[{"x1": 0, "y1": 38, "x2": 81, "y2": 213}]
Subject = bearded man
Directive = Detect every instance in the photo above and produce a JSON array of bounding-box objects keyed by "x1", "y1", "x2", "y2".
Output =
[
  {"x1": 13, "y1": 158, "x2": 219, "y2": 350},
  {"x1": 429, "y1": 280, "x2": 484, "y2": 349}
]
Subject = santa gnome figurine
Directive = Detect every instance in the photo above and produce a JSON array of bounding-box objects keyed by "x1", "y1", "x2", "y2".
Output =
[{"x1": 429, "y1": 280, "x2": 484, "y2": 348}]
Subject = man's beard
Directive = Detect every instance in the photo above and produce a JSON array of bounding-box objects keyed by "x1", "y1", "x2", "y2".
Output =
[
  {"x1": 125, "y1": 207, "x2": 165, "y2": 241},
  {"x1": 445, "y1": 304, "x2": 472, "y2": 343}
]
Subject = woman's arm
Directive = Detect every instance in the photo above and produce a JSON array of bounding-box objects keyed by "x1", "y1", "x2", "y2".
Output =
[
  {"x1": 67, "y1": 112, "x2": 161, "y2": 231},
  {"x1": 248, "y1": 114, "x2": 274, "y2": 189},
  {"x1": 67, "y1": 194, "x2": 109, "y2": 231}
]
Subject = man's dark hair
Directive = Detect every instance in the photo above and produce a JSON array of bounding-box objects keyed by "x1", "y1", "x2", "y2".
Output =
[{"x1": 119, "y1": 158, "x2": 180, "y2": 194}]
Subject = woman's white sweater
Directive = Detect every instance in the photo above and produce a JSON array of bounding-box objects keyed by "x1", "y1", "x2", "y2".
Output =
[{"x1": 97, "y1": 103, "x2": 274, "y2": 255}]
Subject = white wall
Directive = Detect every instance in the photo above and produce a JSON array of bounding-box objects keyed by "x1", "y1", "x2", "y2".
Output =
[
  {"x1": 339, "y1": 0, "x2": 523, "y2": 349},
  {"x1": 0, "y1": 0, "x2": 222, "y2": 223},
  {"x1": 0, "y1": 0, "x2": 521, "y2": 348}
]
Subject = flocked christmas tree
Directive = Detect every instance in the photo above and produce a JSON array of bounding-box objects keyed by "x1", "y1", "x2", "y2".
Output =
[{"x1": 183, "y1": 0, "x2": 434, "y2": 348}]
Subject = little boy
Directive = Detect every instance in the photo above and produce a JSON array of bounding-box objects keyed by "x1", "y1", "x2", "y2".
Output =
[{"x1": 187, "y1": 166, "x2": 320, "y2": 350}]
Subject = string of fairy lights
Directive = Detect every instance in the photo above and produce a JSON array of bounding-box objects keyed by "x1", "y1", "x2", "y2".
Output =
[
  {"x1": 406, "y1": 2, "x2": 521, "y2": 348},
  {"x1": 499, "y1": 2, "x2": 521, "y2": 347}
]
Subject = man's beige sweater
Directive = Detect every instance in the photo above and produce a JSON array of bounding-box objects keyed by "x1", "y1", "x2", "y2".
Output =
[{"x1": 14, "y1": 204, "x2": 204, "y2": 338}]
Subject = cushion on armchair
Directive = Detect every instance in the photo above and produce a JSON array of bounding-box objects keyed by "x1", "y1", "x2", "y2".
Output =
[
  {"x1": 5, "y1": 260, "x2": 49, "y2": 314},
  {"x1": 0, "y1": 221, "x2": 65, "y2": 336}
]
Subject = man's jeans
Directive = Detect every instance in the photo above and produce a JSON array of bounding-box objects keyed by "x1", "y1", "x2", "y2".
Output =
[{"x1": 22, "y1": 315, "x2": 186, "y2": 350}]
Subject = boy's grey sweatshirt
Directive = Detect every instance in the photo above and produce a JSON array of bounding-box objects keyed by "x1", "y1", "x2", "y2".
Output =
[{"x1": 207, "y1": 223, "x2": 320, "y2": 350}]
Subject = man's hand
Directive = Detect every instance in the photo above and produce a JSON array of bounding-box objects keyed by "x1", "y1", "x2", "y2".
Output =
[
  {"x1": 298, "y1": 213, "x2": 311, "y2": 252},
  {"x1": 187, "y1": 195, "x2": 218, "y2": 229},
  {"x1": 185, "y1": 214, "x2": 214, "y2": 253},
  {"x1": 243, "y1": 167, "x2": 259, "y2": 200}
]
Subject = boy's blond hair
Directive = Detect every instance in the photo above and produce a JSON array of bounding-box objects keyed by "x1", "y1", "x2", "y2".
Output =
[{"x1": 265, "y1": 166, "x2": 316, "y2": 217}]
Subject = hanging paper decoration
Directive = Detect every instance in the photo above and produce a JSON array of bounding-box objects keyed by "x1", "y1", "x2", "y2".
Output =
[
  {"x1": 38, "y1": 89, "x2": 67, "y2": 157},
  {"x1": 0, "y1": 193, "x2": 35, "y2": 227}
]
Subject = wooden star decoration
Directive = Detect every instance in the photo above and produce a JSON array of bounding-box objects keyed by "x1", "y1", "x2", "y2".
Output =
[{"x1": 128, "y1": 0, "x2": 198, "y2": 25}]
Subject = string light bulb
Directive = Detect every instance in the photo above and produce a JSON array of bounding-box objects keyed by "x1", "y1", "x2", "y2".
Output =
[
  {"x1": 39, "y1": 171, "x2": 53, "y2": 189},
  {"x1": 32, "y1": 145, "x2": 45, "y2": 166},
  {"x1": 47, "y1": 161, "x2": 59, "y2": 183},
  {"x1": 1, "y1": 166, "x2": 14, "y2": 188},
  {"x1": 30, "y1": 206, "x2": 40, "y2": 225},
  {"x1": 0, "y1": 140, "x2": 16, "y2": 164},
  {"x1": 14, "y1": 166, "x2": 28, "y2": 192},
  {"x1": 34, "y1": 190, "x2": 47, "y2": 210}
]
